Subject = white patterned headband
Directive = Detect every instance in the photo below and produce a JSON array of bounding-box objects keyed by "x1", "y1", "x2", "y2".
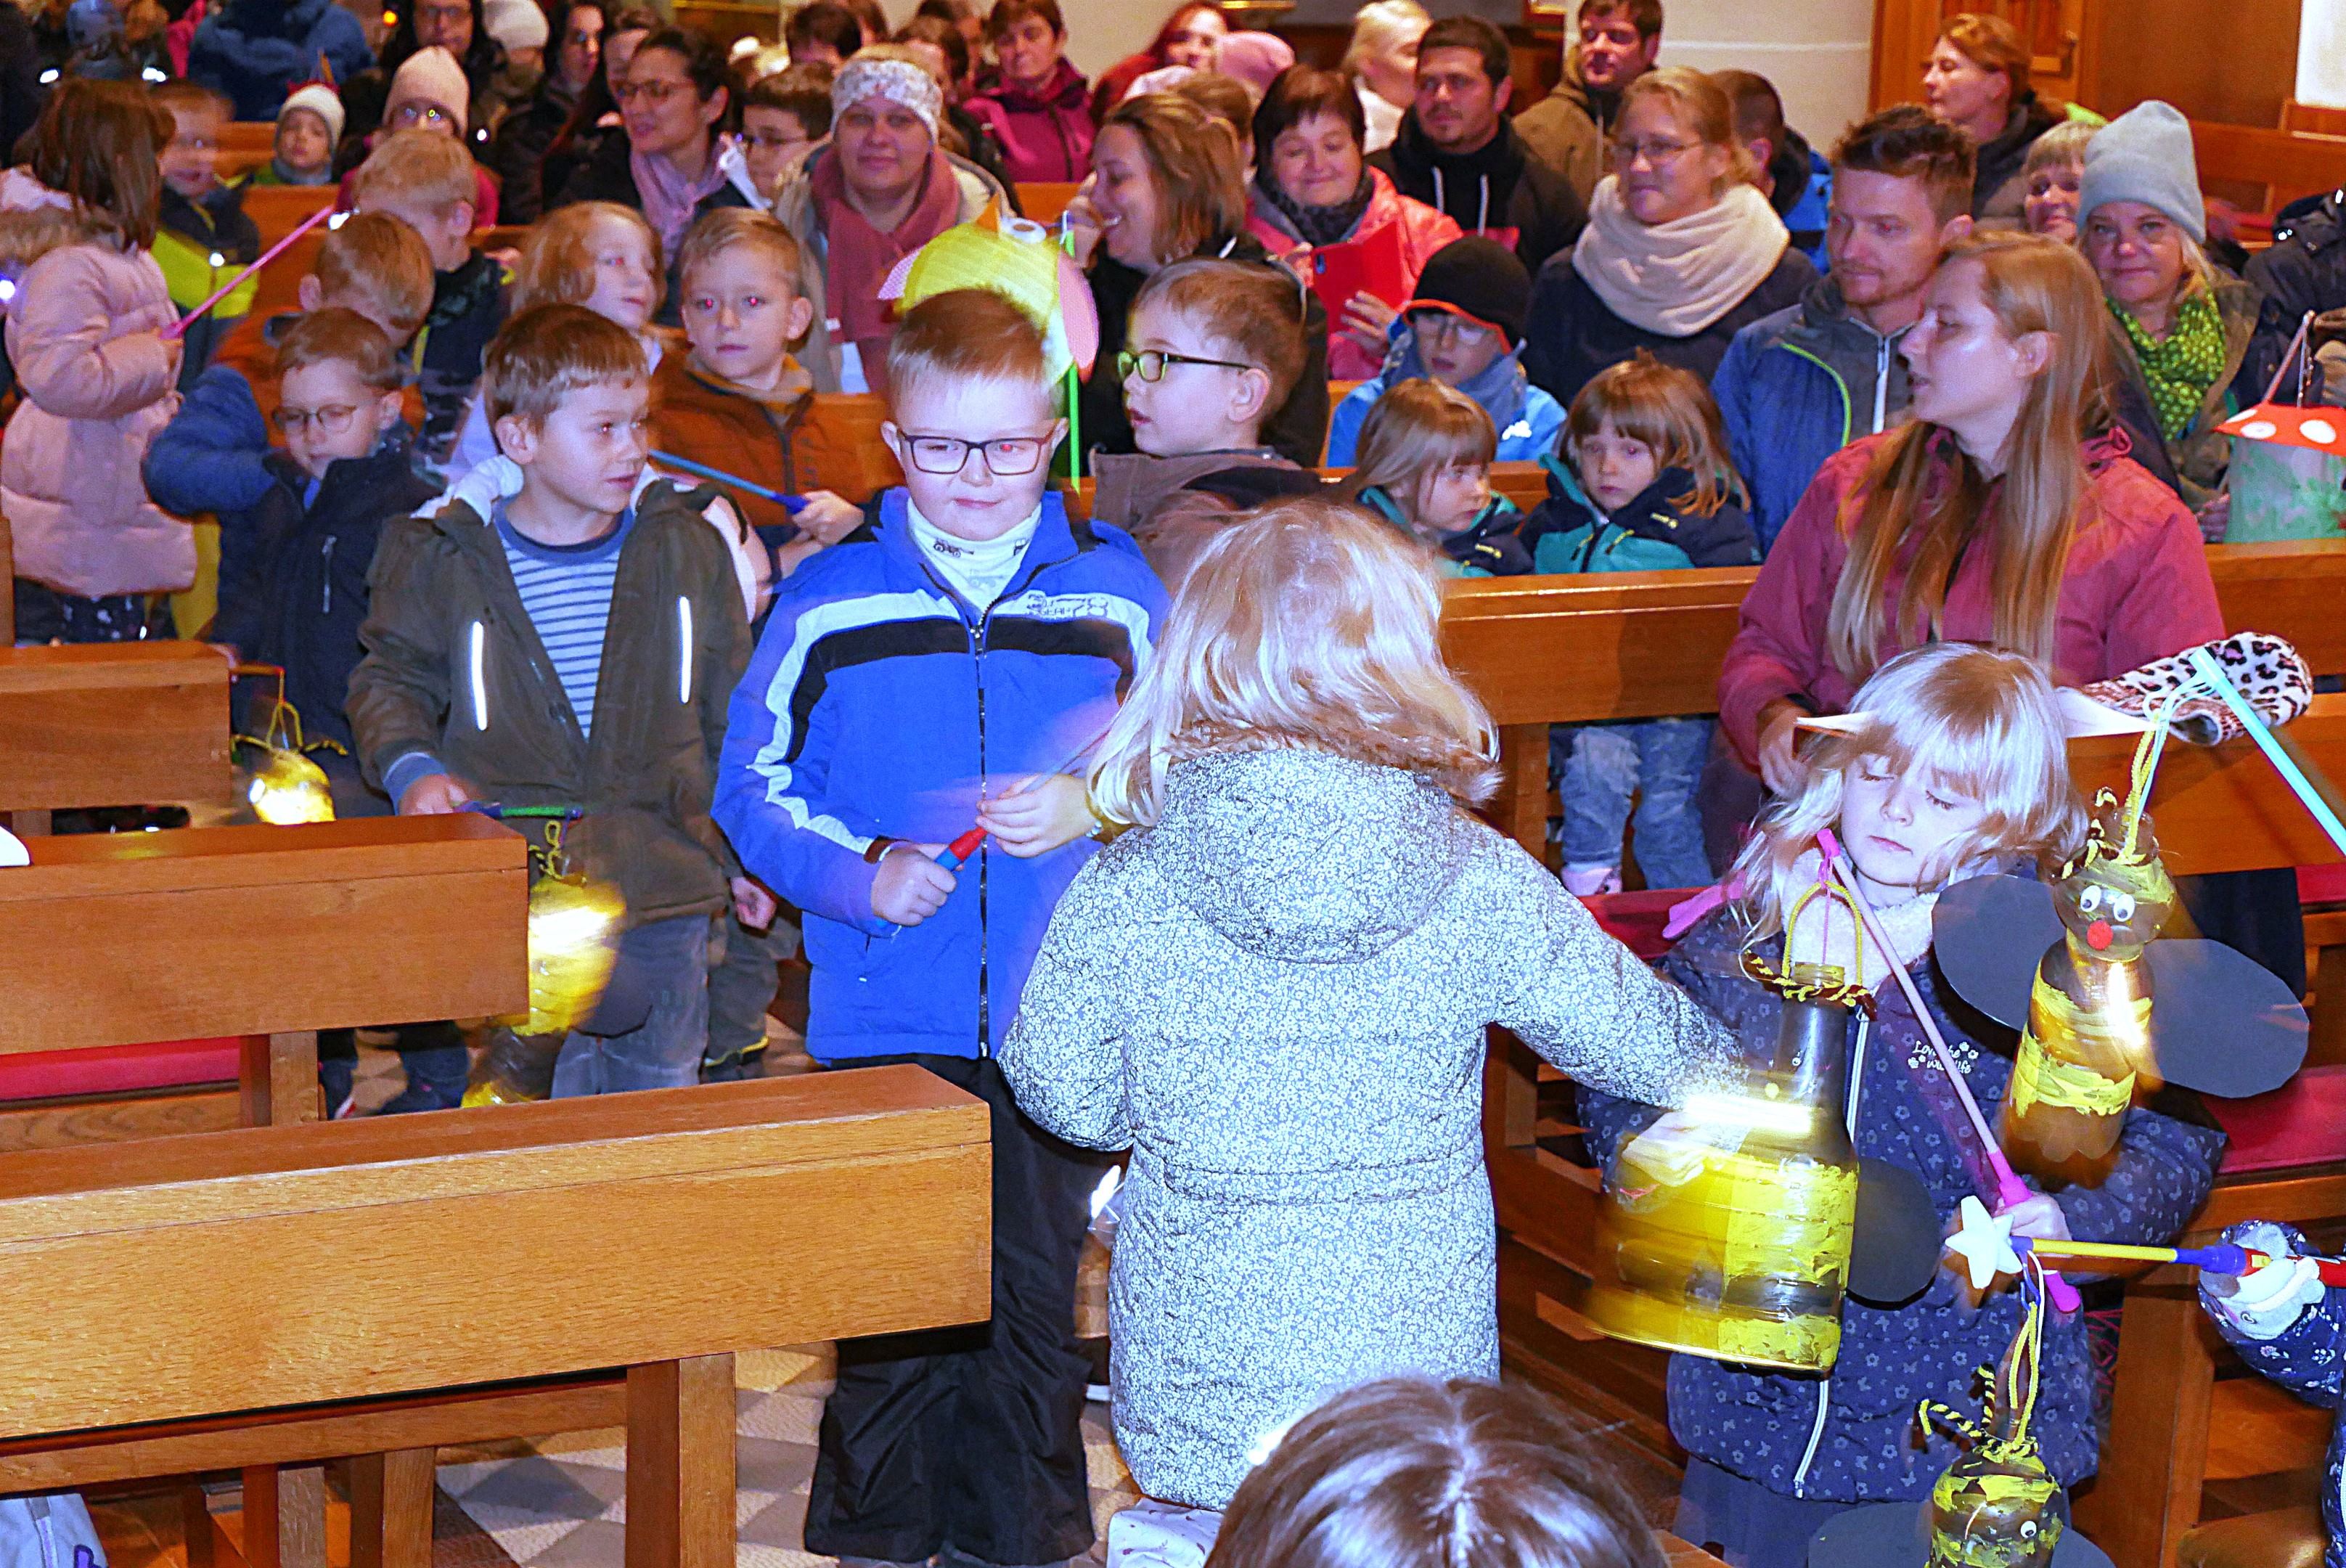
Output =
[{"x1": 832, "y1": 58, "x2": 942, "y2": 139}]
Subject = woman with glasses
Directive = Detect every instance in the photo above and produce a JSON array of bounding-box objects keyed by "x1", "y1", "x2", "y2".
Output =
[
  {"x1": 1523, "y1": 67, "x2": 1813, "y2": 409},
  {"x1": 1244, "y1": 65, "x2": 1460, "y2": 383},
  {"x1": 553, "y1": 26, "x2": 759, "y2": 324},
  {"x1": 1076, "y1": 92, "x2": 1331, "y2": 466}
]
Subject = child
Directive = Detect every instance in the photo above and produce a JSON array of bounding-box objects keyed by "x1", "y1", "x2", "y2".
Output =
[
  {"x1": 1339, "y1": 378, "x2": 1530, "y2": 576},
  {"x1": 349, "y1": 303, "x2": 757, "y2": 1097},
  {"x1": 1577, "y1": 644, "x2": 2224, "y2": 1568},
  {"x1": 351, "y1": 129, "x2": 510, "y2": 479},
  {"x1": 1092, "y1": 257, "x2": 1316, "y2": 588},
  {"x1": 0, "y1": 78, "x2": 189, "y2": 645},
  {"x1": 447, "y1": 202, "x2": 671, "y2": 480},
  {"x1": 998, "y1": 494, "x2": 1733, "y2": 1517},
  {"x1": 152, "y1": 81, "x2": 263, "y2": 392},
  {"x1": 212, "y1": 309, "x2": 456, "y2": 1114},
  {"x1": 335, "y1": 46, "x2": 503, "y2": 224},
  {"x1": 740, "y1": 69, "x2": 833, "y2": 203},
  {"x1": 2022, "y1": 119, "x2": 2093, "y2": 244},
  {"x1": 145, "y1": 212, "x2": 435, "y2": 630},
  {"x1": 246, "y1": 83, "x2": 343, "y2": 188},
  {"x1": 1532, "y1": 354, "x2": 1760, "y2": 895},
  {"x1": 1324, "y1": 237, "x2": 1564, "y2": 467},
  {"x1": 715, "y1": 287, "x2": 1168, "y2": 1568},
  {"x1": 2199, "y1": 1230, "x2": 2346, "y2": 1568},
  {"x1": 1203, "y1": 1377, "x2": 1662, "y2": 1568}
]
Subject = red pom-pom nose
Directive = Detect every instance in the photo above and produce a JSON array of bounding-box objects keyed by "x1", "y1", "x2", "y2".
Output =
[{"x1": 2086, "y1": 920, "x2": 2114, "y2": 951}]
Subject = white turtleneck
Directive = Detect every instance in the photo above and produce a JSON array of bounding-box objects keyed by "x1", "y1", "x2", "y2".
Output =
[{"x1": 908, "y1": 499, "x2": 1042, "y2": 608}]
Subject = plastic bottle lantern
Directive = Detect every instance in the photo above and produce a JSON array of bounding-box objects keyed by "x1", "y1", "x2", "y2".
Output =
[
  {"x1": 2215, "y1": 403, "x2": 2346, "y2": 542},
  {"x1": 237, "y1": 692, "x2": 340, "y2": 825},
  {"x1": 1919, "y1": 1289, "x2": 2068, "y2": 1568},
  {"x1": 1588, "y1": 884, "x2": 1866, "y2": 1372},
  {"x1": 499, "y1": 820, "x2": 626, "y2": 1043}
]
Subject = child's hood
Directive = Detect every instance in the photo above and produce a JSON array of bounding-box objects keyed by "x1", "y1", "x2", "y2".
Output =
[
  {"x1": 0, "y1": 169, "x2": 120, "y2": 274},
  {"x1": 1146, "y1": 747, "x2": 1470, "y2": 963}
]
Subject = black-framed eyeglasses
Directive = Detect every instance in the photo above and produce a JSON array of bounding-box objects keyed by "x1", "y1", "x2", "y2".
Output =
[
  {"x1": 896, "y1": 431, "x2": 1054, "y2": 475},
  {"x1": 1116, "y1": 348, "x2": 1254, "y2": 383},
  {"x1": 273, "y1": 402, "x2": 361, "y2": 435}
]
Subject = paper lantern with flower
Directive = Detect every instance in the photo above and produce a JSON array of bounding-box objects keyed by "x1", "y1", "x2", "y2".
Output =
[
  {"x1": 2217, "y1": 402, "x2": 2346, "y2": 542},
  {"x1": 877, "y1": 197, "x2": 1100, "y2": 385}
]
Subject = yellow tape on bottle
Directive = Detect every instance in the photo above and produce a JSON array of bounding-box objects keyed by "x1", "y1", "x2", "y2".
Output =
[{"x1": 2006, "y1": 973, "x2": 2145, "y2": 1119}]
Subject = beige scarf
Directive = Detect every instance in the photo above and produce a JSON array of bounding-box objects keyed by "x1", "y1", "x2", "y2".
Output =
[{"x1": 1570, "y1": 176, "x2": 1789, "y2": 338}]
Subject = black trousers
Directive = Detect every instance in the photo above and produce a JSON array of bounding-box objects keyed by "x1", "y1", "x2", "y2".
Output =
[{"x1": 806, "y1": 1053, "x2": 1098, "y2": 1567}]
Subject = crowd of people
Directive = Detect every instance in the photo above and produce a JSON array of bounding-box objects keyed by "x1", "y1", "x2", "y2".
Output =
[{"x1": 3, "y1": 1, "x2": 2345, "y2": 1566}]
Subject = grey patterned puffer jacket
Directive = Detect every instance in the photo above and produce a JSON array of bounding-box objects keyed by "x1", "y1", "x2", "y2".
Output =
[{"x1": 1000, "y1": 746, "x2": 1736, "y2": 1508}]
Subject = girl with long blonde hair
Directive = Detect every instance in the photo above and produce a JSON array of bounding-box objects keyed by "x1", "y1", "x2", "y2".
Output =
[
  {"x1": 1003, "y1": 494, "x2": 1733, "y2": 1519},
  {"x1": 1723, "y1": 231, "x2": 2220, "y2": 796}
]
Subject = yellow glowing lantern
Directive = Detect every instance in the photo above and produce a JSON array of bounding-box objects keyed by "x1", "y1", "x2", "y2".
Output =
[
  {"x1": 246, "y1": 744, "x2": 335, "y2": 825},
  {"x1": 508, "y1": 867, "x2": 625, "y2": 1040}
]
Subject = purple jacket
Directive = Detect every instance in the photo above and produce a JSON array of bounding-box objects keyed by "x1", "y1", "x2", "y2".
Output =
[{"x1": 964, "y1": 60, "x2": 1095, "y2": 185}]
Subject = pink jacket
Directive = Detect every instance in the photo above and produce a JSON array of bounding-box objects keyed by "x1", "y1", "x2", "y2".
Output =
[
  {"x1": 1246, "y1": 168, "x2": 1463, "y2": 382},
  {"x1": 1718, "y1": 428, "x2": 2223, "y2": 764},
  {"x1": 0, "y1": 196, "x2": 192, "y2": 600}
]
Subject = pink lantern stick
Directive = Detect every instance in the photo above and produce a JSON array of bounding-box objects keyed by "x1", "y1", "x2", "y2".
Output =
[
  {"x1": 163, "y1": 204, "x2": 341, "y2": 341},
  {"x1": 1815, "y1": 828, "x2": 2085, "y2": 1315}
]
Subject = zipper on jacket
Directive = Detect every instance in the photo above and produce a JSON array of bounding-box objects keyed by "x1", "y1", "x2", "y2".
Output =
[
  {"x1": 319, "y1": 536, "x2": 336, "y2": 616},
  {"x1": 1791, "y1": 1013, "x2": 1870, "y2": 1498},
  {"x1": 970, "y1": 611, "x2": 992, "y2": 1058},
  {"x1": 1873, "y1": 334, "x2": 1892, "y2": 434}
]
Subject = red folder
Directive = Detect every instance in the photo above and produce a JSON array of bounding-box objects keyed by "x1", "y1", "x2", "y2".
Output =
[{"x1": 1310, "y1": 220, "x2": 1410, "y2": 318}]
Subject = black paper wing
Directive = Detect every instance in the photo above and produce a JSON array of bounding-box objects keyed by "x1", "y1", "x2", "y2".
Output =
[
  {"x1": 2140, "y1": 939, "x2": 2310, "y2": 1098},
  {"x1": 1847, "y1": 1158, "x2": 1940, "y2": 1307},
  {"x1": 1931, "y1": 874, "x2": 2063, "y2": 1031}
]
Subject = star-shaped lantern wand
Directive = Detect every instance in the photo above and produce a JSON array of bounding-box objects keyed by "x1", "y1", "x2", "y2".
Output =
[{"x1": 1941, "y1": 1195, "x2": 2344, "y2": 1286}]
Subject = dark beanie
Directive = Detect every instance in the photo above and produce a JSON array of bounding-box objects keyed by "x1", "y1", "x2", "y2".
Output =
[{"x1": 1405, "y1": 237, "x2": 1533, "y2": 347}]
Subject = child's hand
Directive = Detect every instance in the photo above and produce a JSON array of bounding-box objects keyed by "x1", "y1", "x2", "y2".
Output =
[
  {"x1": 1942, "y1": 1192, "x2": 2072, "y2": 1307},
  {"x1": 1339, "y1": 293, "x2": 1399, "y2": 360},
  {"x1": 732, "y1": 875, "x2": 779, "y2": 931},
  {"x1": 1754, "y1": 701, "x2": 1808, "y2": 796},
  {"x1": 399, "y1": 773, "x2": 474, "y2": 815},
  {"x1": 976, "y1": 774, "x2": 1095, "y2": 858},
  {"x1": 796, "y1": 490, "x2": 864, "y2": 546},
  {"x1": 872, "y1": 844, "x2": 955, "y2": 926}
]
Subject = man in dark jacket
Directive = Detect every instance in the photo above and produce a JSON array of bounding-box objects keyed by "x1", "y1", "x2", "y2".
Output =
[
  {"x1": 2241, "y1": 190, "x2": 2346, "y2": 404},
  {"x1": 1513, "y1": 0, "x2": 1660, "y2": 206},
  {"x1": 1369, "y1": 15, "x2": 1586, "y2": 277},
  {"x1": 189, "y1": 0, "x2": 377, "y2": 121}
]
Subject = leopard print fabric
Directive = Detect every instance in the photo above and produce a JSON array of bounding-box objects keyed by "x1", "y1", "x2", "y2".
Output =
[{"x1": 2078, "y1": 632, "x2": 2313, "y2": 744}]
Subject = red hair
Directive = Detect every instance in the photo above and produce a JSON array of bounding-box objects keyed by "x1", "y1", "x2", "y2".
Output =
[{"x1": 1148, "y1": 1, "x2": 1223, "y2": 62}]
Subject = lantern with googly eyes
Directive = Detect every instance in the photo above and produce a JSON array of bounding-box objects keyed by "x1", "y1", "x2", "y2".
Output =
[{"x1": 2217, "y1": 403, "x2": 2346, "y2": 542}]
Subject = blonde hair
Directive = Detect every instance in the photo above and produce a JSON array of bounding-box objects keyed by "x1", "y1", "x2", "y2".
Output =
[
  {"x1": 512, "y1": 202, "x2": 663, "y2": 313},
  {"x1": 1617, "y1": 68, "x2": 1756, "y2": 195},
  {"x1": 2023, "y1": 118, "x2": 2093, "y2": 178},
  {"x1": 1938, "y1": 14, "x2": 2031, "y2": 110},
  {"x1": 1100, "y1": 94, "x2": 1246, "y2": 265},
  {"x1": 676, "y1": 206, "x2": 806, "y2": 293},
  {"x1": 1826, "y1": 232, "x2": 2106, "y2": 679},
  {"x1": 1133, "y1": 257, "x2": 1307, "y2": 411},
  {"x1": 314, "y1": 211, "x2": 436, "y2": 341},
  {"x1": 1341, "y1": 0, "x2": 1429, "y2": 75},
  {"x1": 351, "y1": 128, "x2": 478, "y2": 218},
  {"x1": 1566, "y1": 353, "x2": 1744, "y2": 518},
  {"x1": 1730, "y1": 644, "x2": 2083, "y2": 942},
  {"x1": 886, "y1": 287, "x2": 1050, "y2": 397},
  {"x1": 275, "y1": 307, "x2": 401, "y2": 393},
  {"x1": 1342, "y1": 379, "x2": 1495, "y2": 513},
  {"x1": 1090, "y1": 496, "x2": 1499, "y2": 825}
]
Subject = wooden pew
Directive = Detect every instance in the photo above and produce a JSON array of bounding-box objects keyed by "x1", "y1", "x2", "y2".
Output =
[
  {"x1": 218, "y1": 122, "x2": 277, "y2": 180},
  {"x1": 0, "y1": 1067, "x2": 992, "y2": 1568},
  {"x1": 242, "y1": 185, "x2": 337, "y2": 250},
  {"x1": 2192, "y1": 120, "x2": 2346, "y2": 219},
  {"x1": 0, "y1": 642, "x2": 234, "y2": 820}
]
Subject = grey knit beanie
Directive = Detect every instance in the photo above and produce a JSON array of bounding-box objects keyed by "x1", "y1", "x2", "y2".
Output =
[{"x1": 2077, "y1": 99, "x2": 2205, "y2": 245}]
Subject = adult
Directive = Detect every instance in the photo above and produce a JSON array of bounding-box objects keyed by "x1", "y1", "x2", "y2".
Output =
[
  {"x1": 538, "y1": 4, "x2": 655, "y2": 211},
  {"x1": 1079, "y1": 91, "x2": 1332, "y2": 465},
  {"x1": 1922, "y1": 12, "x2": 2090, "y2": 228},
  {"x1": 1521, "y1": 67, "x2": 1812, "y2": 409},
  {"x1": 2078, "y1": 99, "x2": 2255, "y2": 525},
  {"x1": 962, "y1": 0, "x2": 1091, "y2": 184},
  {"x1": 478, "y1": 0, "x2": 547, "y2": 132},
  {"x1": 1245, "y1": 65, "x2": 1460, "y2": 381},
  {"x1": 0, "y1": 0, "x2": 43, "y2": 164},
  {"x1": 1515, "y1": 0, "x2": 1662, "y2": 208},
  {"x1": 555, "y1": 25, "x2": 756, "y2": 323},
  {"x1": 187, "y1": 0, "x2": 374, "y2": 121},
  {"x1": 2240, "y1": 191, "x2": 2346, "y2": 404},
  {"x1": 1369, "y1": 15, "x2": 1586, "y2": 276},
  {"x1": 1722, "y1": 232, "x2": 2218, "y2": 799},
  {"x1": 490, "y1": 0, "x2": 605, "y2": 224},
  {"x1": 772, "y1": 50, "x2": 1010, "y2": 393},
  {"x1": 1087, "y1": 2, "x2": 1225, "y2": 123},
  {"x1": 894, "y1": 13, "x2": 1019, "y2": 199},
  {"x1": 1713, "y1": 106, "x2": 1972, "y2": 553},
  {"x1": 1341, "y1": 0, "x2": 1426, "y2": 155},
  {"x1": 784, "y1": 2, "x2": 861, "y2": 70},
  {"x1": 1714, "y1": 69, "x2": 1829, "y2": 272}
]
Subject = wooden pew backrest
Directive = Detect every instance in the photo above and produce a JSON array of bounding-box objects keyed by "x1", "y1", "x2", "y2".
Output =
[
  {"x1": 0, "y1": 1066, "x2": 991, "y2": 1434},
  {"x1": 242, "y1": 185, "x2": 337, "y2": 250},
  {"x1": 0, "y1": 642, "x2": 234, "y2": 813},
  {"x1": 0, "y1": 815, "x2": 528, "y2": 1051}
]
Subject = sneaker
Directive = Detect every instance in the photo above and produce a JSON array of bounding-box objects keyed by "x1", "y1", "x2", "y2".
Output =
[
  {"x1": 373, "y1": 1079, "x2": 462, "y2": 1115},
  {"x1": 1561, "y1": 862, "x2": 1624, "y2": 897}
]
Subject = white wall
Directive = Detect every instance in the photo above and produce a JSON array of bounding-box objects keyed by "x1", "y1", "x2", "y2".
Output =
[
  {"x1": 1654, "y1": 0, "x2": 1877, "y2": 145},
  {"x1": 2301, "y1": 0, "x2": 2346, "y2": 107},
  {"x1": 1053, "y1": 0, "x2": 1171, "y2": 81}
]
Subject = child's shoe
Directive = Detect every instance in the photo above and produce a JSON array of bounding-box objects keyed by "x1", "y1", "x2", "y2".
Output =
[{"x1": 1561, "y1": 862, "x2": 1624, "y2": 897}]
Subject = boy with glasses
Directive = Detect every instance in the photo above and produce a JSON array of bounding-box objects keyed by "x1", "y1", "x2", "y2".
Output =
[
  {"x1": 716, "y1": 287, "x2": 1165, "y2": 1568},
  {"x1": 1090, "y1": 258, "x2": 1318, "y2": 586},
  {"x1": 1325, "y1": 236, "x2": 1564, "y2": 468}
]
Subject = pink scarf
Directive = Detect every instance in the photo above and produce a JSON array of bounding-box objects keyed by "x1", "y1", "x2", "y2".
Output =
[
  {"x1": 633, "y1": 135, "x2": 733, "y2": 256},
  {"x1": 810, "y1": 147, "x2": 962, "y2": 369}
]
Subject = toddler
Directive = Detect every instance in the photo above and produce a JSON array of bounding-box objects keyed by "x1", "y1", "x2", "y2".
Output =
[
  {"x1": 1340, "y1": 377, "x2": 1529, "y2": 576},
  {"x1": 250, "y1": 83, "x2": 345, "y2": 188},
  {"x1": 1578, "y1": 645, "x2": 2221, "y2": 1568},
  {"x1": 1534, "y1": 354, "x2": 1760, "y2": 894}
]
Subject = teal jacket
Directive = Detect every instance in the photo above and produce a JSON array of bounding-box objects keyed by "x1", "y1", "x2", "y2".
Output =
[
  {"x1": 1356, "y1": 486, "x2": 1530, "y2": 576},
  {"x1": 1524, "y1": 459, "x2": 1760, "y2": 574}
]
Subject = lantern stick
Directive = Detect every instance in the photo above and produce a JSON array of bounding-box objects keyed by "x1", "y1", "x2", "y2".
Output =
[
  {"x1": 2262, "y1": 309, "x2": 2317, "y2": 406},
  {"x1": 1817, "y1": 829, "x2": 2085, "y2": 1313},
  {"x1": 164, "y1": 203, "x2": 340, "y2": 340},
  {"x1": 2185, "y1": 648, "x2": 2346, "y2": 859},
  {"x1": 649, "y1": 450, "x2": 807, "y2": 514}
]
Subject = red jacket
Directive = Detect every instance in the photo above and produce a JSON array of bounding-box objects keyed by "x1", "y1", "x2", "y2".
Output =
[
  {"x1": 1246, "y1": 168, "x2": 1463, "y2": 382},
  {"x1": 964, "y1": 61, "x2": 1095, "y2": 185},
  {"x1": 1718, "y1": 428, "x2": 2223, "y2": 764}
]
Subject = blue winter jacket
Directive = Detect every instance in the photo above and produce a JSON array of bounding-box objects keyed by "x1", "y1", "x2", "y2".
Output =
[
  {"x1": 1579, "y1": 909, "x2": 2224, "y2": 1506},
  {"x1": 189, "y1": 0, "x2": 375, "y2": 122},
  {"x1": 1325, "y1": 328, "x2": 1566, "y2": 468},
  {"x1": 1712, "y1": 276, "x2": 1913, "y2": 555},
  {"x1": 143, "y1": 338, "x2": 283, "y2": 624},
  {"x1": 2202, "y1": 1221, "x2": 2346, "y2": 1568},
  {"x1": 716, "y1": 490, "x2": 1167, "y2": 1061}
]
